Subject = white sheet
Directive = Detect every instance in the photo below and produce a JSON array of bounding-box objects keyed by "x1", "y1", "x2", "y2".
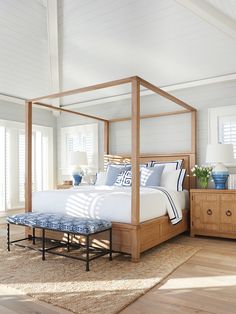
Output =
[{"x1": 32, "y1": 186, "x2": 189, "y2": 224}]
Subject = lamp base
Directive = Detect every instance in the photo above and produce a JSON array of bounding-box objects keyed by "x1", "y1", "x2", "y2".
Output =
[
  {"x1": 72, "y1": 174, "x2": 82, "y2": 186},
  {"x1": 212, "y1": 172, "x2": 229, "y2": 189}
]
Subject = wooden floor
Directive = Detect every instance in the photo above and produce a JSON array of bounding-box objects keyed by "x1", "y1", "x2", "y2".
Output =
[{"x1": 0, "y1": 221, "x2": 236, "y2": 314}]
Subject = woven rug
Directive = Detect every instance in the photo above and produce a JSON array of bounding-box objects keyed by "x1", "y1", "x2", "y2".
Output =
[{"x1": 0, "y1": 236, "x2": 200, "y2": 314}]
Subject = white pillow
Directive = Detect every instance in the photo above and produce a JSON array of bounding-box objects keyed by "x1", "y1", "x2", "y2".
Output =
[
  {"x1": 153, "y1": 160, "x2": 183, "y2": 174},
  {"x1": 160, "y1": 169, "x2": 186, "y2": 191},
  {"x1": 95, "y1": 171, "x2": 107, "y2": 186}
]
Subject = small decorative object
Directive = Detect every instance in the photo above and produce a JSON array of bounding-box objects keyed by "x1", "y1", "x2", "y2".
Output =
[
  {"x1": 191, "y1": 165, "x2": 212, "y2": 189},
  {"x1": 69, "y1": 151, "x2": 88, "y2": 186},
  {"x1": 206, "y1": 144, "x2": 234, "y2": 189},
  {"x1": 63, "y1": 180, "x2": 73, "y2": 185}
]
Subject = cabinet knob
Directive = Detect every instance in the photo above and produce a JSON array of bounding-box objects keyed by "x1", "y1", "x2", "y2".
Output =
[
  {"x1": 226, "y1": 210, "x2": 232, "y2": 217},
  {"x1": 207, "y1": 209, "x2": 212, "y2": 215}
]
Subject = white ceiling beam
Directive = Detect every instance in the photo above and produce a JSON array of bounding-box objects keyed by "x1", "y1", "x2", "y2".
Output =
[
  {"x1": 176, "y1": 0, "x2": 236, "y2": 41},
  {"x1": 63, "y1": 73, "x2": 236, "y2": 110},
  {"x1": 46, "y1": 0, "x2": 60, "y2": 109}
]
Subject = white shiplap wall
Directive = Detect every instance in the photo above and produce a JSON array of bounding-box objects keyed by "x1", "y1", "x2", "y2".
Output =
[{"x1": 0, "y1": 0, "x2": 50, "y2": 98}]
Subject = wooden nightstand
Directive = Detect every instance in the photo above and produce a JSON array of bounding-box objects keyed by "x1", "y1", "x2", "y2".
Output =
[
  {"x1": 190, "y1": 189, "x2": 236, "y2": 239},
  {"x1": 56, "y1": 184, "x2": 73, "y2": 189}
]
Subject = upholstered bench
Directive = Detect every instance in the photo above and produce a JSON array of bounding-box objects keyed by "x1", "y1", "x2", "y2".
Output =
[{"x1": 7, "y1": 212, "x2": 112, "y2": 271}]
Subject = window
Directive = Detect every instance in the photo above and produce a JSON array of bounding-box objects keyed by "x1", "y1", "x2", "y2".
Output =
[
  {"x1": 60, "y1": 123, "x2": 98, "y2": 176},
  {"x1": 209, "y1": 105, "x2": 236, "y2": 159},
  {"x1": 0, "y1": 119, "x2": 53, "y2": 212}
]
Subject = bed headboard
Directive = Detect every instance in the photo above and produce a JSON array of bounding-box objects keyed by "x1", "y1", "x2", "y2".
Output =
[{"x1": 104, "y1": 153, "x2": 196, "y2": 190}]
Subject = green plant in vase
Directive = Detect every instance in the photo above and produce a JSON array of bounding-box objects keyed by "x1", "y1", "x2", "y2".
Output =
[{"x1": 191, "y1": 165, "x2": 213, "y2": 189}]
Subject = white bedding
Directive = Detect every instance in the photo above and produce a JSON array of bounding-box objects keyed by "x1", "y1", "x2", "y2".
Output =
[{"x1": 32, "y1": 186, "x2": 188, "y2": 224}]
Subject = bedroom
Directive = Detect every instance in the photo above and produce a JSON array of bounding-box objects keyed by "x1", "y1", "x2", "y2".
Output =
[{"x1": 1, "y1": 0, "x2": 236, "y2": 313}]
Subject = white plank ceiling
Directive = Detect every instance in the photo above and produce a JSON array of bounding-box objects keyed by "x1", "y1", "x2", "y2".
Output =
[
  {"x1": 0, "y1": 0, "x2": 50, "y2": 98},
  {"x1": 58, "y1": 0, "x2": 236, "y2": 105},
  {"x1": 1, "y1": 0, "x2": 236, "y2": 102}
]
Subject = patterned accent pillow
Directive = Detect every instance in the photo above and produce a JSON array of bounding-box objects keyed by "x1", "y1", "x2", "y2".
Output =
[
  {"x1": 114, "y1": 170, "x2": 132, "y2": 186},
  {"x1": 105, "y1": 164, "x2": 131, "y2": 186}
]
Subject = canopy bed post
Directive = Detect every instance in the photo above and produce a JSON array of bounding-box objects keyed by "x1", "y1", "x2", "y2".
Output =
[
  {"x1": 25, "y1": 101, "x2": 32, "y2": 213},
  {"x1": 131, "y1": 77, "x2": 141, "y2": 262}
]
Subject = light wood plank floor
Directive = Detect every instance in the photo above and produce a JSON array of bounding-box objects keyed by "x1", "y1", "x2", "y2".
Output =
[
  {"x1": 121, "y1": 235, "x2": 236, "y2": 314},
  {"x1": 1, "y1": 221, "x2": 236, "y2": 314}
]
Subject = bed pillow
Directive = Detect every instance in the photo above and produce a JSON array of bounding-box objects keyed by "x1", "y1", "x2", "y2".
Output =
[
  {"x1": 160, "y1": 169, "x2": 186, "y2": 191},
  {"x1": 152, "y1": 160, "x2": 183, "y2": 173},
  {"x1": 95, "y1": 171, "x2": 107, "y2": 186},
  {"x1": 140, "y1": 165, "x2": 165, "y2": 187},
  {"x1": 105, "y1": 164, "x2": 131, "y2": 186},
  {"x1": 114, "y1": 170, "x2": 132, "y2": 187}
]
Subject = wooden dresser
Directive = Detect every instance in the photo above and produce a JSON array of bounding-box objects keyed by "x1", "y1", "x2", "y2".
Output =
[{"x1": 190, "y1": 189, "x2": 236, "y2": 239}]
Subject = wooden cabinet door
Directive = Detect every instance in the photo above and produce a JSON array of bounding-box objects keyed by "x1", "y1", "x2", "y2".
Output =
[
  {"x1": 219, "y1": 194, "x2": 236, "y2": 234},
  {"x1": 192, "y1": 193, "x2": 219, "y2": 232}
]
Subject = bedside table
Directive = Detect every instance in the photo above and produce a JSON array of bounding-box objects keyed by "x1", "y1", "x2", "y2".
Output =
[
  {"x1": 56, "y1": 184, "x2": 73, "y2": 189},
  {"x1": 190, "y1": 189, "x2": 236, "y2": 239}
]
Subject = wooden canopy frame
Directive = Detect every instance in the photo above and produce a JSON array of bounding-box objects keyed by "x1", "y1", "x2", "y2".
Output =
[{"x1": 25, "y1": 75, "x2": 196, "y2": 261}]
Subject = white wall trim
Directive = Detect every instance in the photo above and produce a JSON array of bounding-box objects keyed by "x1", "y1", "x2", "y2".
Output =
[
  {"x1": 64, "y1": 73, "x2": 236, "y2": 110},
  {"x1": 0, "y1": 94, "x2": 25, "y2": 105}
]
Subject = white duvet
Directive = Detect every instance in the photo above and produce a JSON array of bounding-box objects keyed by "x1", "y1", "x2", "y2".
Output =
[{"x1": 32, "y1": 186, "x2": 189, "y2": 224}]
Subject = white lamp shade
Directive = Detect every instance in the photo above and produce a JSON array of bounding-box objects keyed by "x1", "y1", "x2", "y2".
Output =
[
  {"x1": 206, "y1": 144, "x2": 234, "y2": 163},
  {"x1": 69, "y1": 151, "x2": 88, "y2": 166}
]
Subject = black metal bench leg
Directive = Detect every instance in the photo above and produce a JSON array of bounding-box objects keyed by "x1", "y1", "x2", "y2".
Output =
[
  {"x1": 109, "y1": 228, "x2": 112, "y2": 261},
  {"x1": 67, "y1": 233, "x2": 70, "y2": 252},
  {"x1": 86, "y1": 235, "x2": 89, "y2": 271},
  {"x1": 7, "y1": 223, "x2": 10, "y2": 252},
  {"x1": 32, "y1": 228, "x2": 35, "y2": 245},
  {"x1": 42, "y1": 229, "x2": 45, "y2": 261}
]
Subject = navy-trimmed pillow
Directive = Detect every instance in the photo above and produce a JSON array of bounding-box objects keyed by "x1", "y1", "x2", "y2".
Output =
[
  {"x1": 160, "y1": 169, "x2": 186, "y2": 191},
  {"x1": 114, "y1": 170, "x2": 132, "y2": 186},
  {"x1": 151, "y1": 160, "x2": 183, "y2": 172}
]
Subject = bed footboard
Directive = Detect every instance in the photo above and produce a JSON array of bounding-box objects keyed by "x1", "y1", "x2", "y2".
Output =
[{"x1": 28, "y1": 209, "x2": 189, "y2": 262}]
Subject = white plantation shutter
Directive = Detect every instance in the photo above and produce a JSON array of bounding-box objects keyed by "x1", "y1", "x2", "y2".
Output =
[
  {"x1": 19, "y1": 132, "x2": 25, "y2": 203},
  {"x1": 219, "y1": 116, "x2": 236, "y2": 158},
  {"x1": 5, "y1": 130, "x2": 11, "y2": 209},
  {"x1": 61, "y1": 124, "x2": 98, "y2": 175},
  {"x1": 0, "y1": 127, "x2": 5, "y2": 211},
  {"x1": 0, "y1": 120, "x2": 53, "y2": 211}
]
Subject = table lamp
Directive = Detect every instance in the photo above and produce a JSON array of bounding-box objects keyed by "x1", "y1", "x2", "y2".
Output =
[
  {"x1": 69, "y1": 151, "x2": 88, "y2": 186},
  {"x1": 206, "y1": 144, "x2": 234, "y2": 189}
]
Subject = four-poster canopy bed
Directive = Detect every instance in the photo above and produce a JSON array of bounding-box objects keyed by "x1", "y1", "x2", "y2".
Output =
[{"x1": 25, "y1": 76, "x2": 196, "y2": 262}]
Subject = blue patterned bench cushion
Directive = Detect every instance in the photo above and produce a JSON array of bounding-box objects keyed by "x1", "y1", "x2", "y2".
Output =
[{"x1": 7, "y1": 213, "x2": 112, "y2": 235}]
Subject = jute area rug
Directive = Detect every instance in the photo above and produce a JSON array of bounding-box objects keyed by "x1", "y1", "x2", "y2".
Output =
[{"x1": 0, "y1": 236, "x2": 200, "y2": 314}]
